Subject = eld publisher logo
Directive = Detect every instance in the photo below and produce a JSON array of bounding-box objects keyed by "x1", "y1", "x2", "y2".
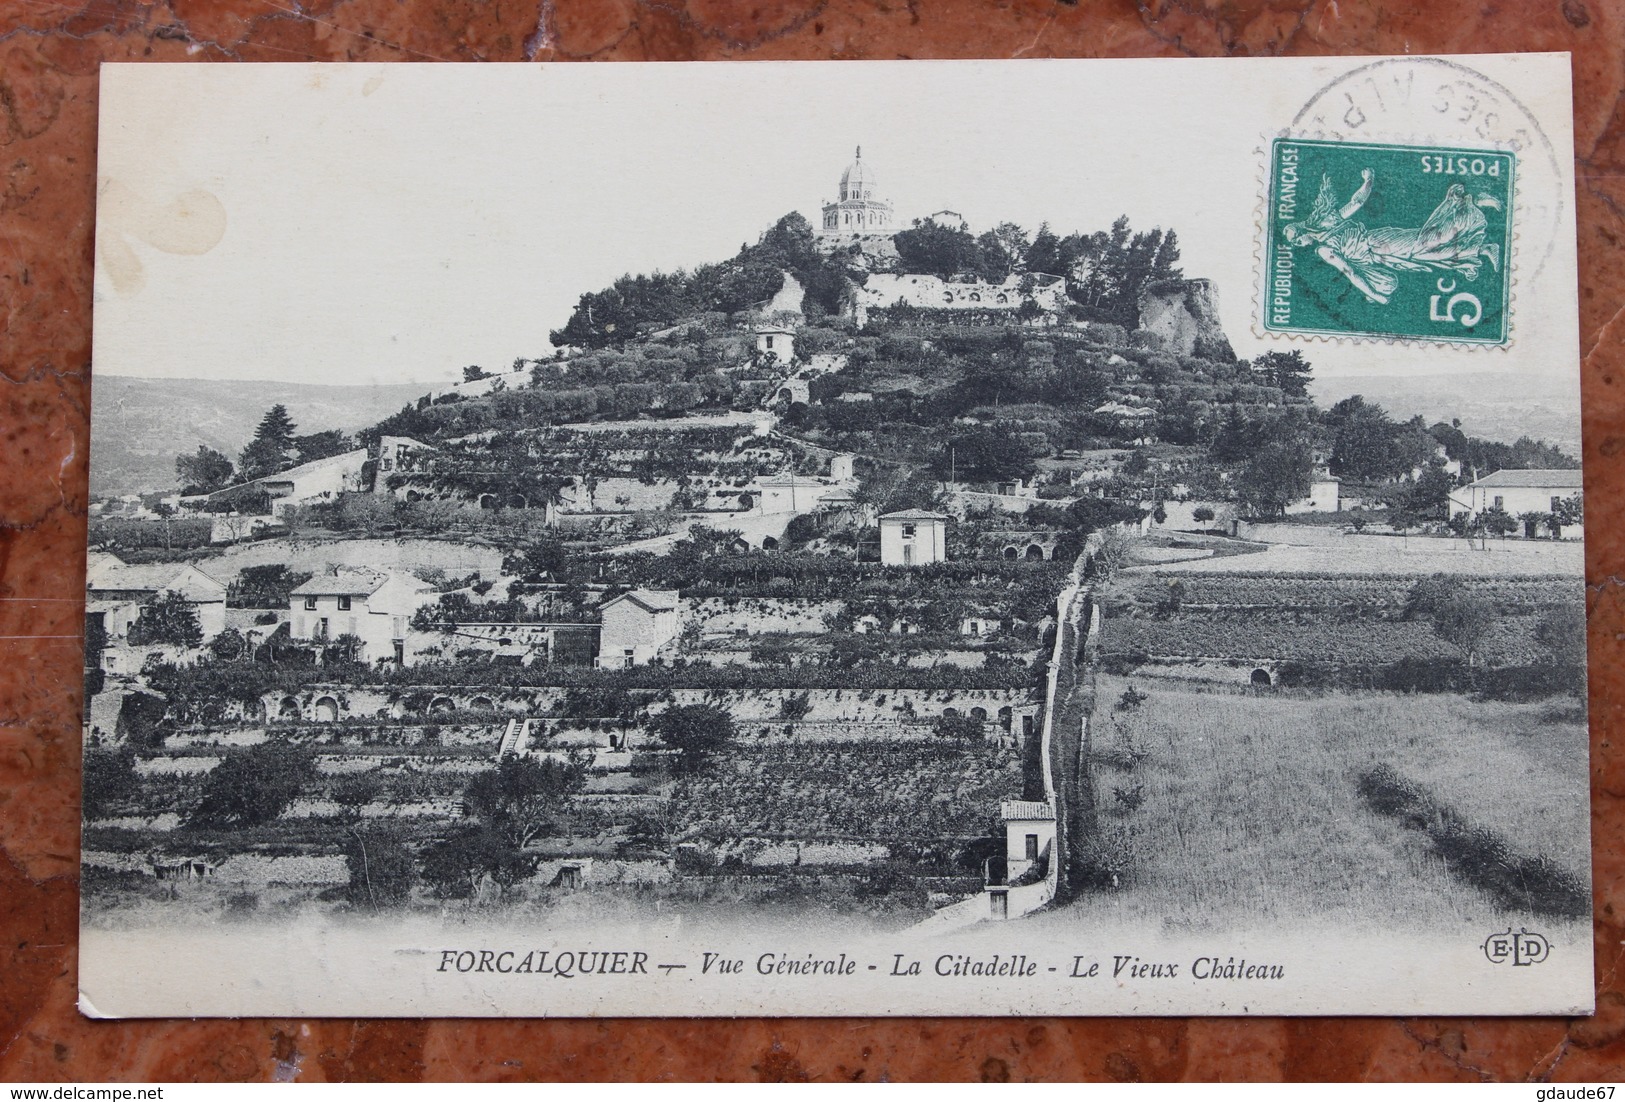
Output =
[{"x1": 1482, "y1": 928, "x2": 1551, "y2": 967}]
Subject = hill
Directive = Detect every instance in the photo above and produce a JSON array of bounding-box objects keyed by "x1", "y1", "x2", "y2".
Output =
[
  {"x1": 1310, "y1": 372, "x2": 1581, "y2": 456},
  {"x1": 89, "y1": 375, "x2": 427, "y2": 497}
]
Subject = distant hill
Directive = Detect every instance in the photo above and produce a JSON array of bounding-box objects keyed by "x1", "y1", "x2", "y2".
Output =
[
  {"x1": 90, "y1": 375, "x2": 429, "y2": 497},
  {"x1": 1310, "y1": 372, "x2": 1582, "y2": 457}
]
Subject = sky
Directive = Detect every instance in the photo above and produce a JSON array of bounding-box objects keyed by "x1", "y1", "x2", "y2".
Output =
[{"x1": 93, "y1": 57, "x2": 1578, "y2": 390}]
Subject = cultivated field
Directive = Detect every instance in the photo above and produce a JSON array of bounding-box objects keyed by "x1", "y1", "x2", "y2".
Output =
[
  {"x1": 1055, "y1": 675, "x2": 1589, "y2": 935},
  {"x1": 1137, "y1": 535, "x2": 1583, "y2": 577}
]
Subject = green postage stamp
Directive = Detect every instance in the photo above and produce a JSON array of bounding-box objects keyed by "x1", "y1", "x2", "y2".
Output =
[{"x1": 1262, "y1": 138, "x2": 1515, "y2": 344}]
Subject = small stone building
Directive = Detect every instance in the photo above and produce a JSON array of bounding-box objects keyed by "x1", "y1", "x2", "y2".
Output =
[
  {"x1": 597, "y1": 588, "x2": 682, "y2": 668},
  {"x1": 1000, "y1": 800, "x2": 1056, "y2": 884}
]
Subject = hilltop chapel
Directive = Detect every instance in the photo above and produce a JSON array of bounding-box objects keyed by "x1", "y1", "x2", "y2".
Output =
[{"x1": 820, "y1": 147, "x2": 897, "y2": 241}]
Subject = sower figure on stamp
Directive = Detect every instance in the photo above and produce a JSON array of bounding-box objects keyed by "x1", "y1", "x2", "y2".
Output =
[{"x1": 1283, "y1": 169, "x2": 1504, "y2": 305}]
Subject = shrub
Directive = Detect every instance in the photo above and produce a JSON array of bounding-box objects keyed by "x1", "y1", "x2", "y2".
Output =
[{"x1": 342, "y1": 826, "x2": 418, "y2": 909}]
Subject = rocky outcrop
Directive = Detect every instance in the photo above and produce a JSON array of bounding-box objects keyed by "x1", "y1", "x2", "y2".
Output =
[{"x1": 1137, "y1": 278, "x2": 1235, "y2": 362}]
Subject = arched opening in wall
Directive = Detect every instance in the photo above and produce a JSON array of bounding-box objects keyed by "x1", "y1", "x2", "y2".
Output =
[
  {"x1": 737, "y1": 493, "x2": 754, "y2": 511},
  {"x1": 1025, "y1": 544, "x2": 1046, "y2": 560},
  {"x1": 470, "y1": 696, "x2": 494, "y2": 713},
  {"x1": 430, "y1": 696, "x2": 456, "y2": 715},
  {"x1": 996, "y1": 293, "x2": 1009, "y2": 304},
  {"x1": 969, "y1": 292, "x2": 982, "y2": 302},
  {"x1": 479, "y1": 494, "x2": 498, "y2": 511},
  {"x1": 278, "y1": 696, "x2": 300, "y2": 720},
  {"x1": 313, "y1": 696, "x2": 339, "y2": 723},
  {"x1": 970, "y1": 706, "x2": 988, "y2": 723},
  {"x1": 729, "y1": 537, "x2": 751, "y2": 555},
  {"x1": 942, "y1": 707, "x2": 959, "y2": 718},
  {"x1": 943, "y1": 292, "x2": 954, "y2": 304},
  {"x1": 1250, "y1": 668, "x2": 1272, "y2": 687},
  {"x1": 506, "y1": 494, "x2": 528, "y2": 510},
  {"x1": 406, "y1": 490, "x2": 424, "y2": 503},
  {"x1": 778, "y1": 389, "x2": 793, "y2": 402},
  {"x1": 998, "y1": 706, "x2": 1013, "y2": 731},
  {"x1": 1003, "y1": 546, "x2": 1020, "y2": 560},
  {"x1": 761, "y1": 536, "x2": 779, "y2": 551}
]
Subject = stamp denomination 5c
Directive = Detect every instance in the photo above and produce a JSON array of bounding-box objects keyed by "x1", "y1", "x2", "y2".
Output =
[{"x1": 1262, "y1": 138, "x2": 1514, "y2": 345}]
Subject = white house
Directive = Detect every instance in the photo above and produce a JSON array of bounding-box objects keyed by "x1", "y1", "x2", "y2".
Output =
[
  {"x1": 1448, "y1": 469, "x2": 1584, "y2": 523},
  {"x1": 86, "y1": 558, "x2": 228, "y2": 642},
  {"x1": 879, "y1": 510, "x2": 948, "y2": 567},
  {"x1": 597, "y1": 588, "x2": 682, "y2": 668},
  {"x1": 288, "y1": 568, "x2": 437, "y2": 664}
]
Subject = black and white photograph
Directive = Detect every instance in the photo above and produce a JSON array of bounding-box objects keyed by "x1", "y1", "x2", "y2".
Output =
[{"x1": 78, "y1": 56, "x2": 1591, "y2": 1017}]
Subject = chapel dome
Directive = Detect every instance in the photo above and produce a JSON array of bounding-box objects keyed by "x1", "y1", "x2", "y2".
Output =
[{"x1": 840, "y1": 147, "x2": 876, "y2": 199}]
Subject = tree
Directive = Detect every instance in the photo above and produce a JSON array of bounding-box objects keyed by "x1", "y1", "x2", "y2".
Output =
[
  {"x1": 651, "y1": 704, "x2": 737, "y2": 773},
  {"x1": 128, "y1": 591, "x2": 202, "y2": 649},
  {"x1": 208, "y1": 627, "x2": 247, "y2": 662},
  {"x1": 290, "y1": 430, "x2": 351, "y2": 466},
  {"x1": 1024, "y1": 223, "x2": 1062, "y2": 275},
  {"x1": 977, "y1": 222, "x2": 1031, "y2": 281},
  {"x1": 82, "y1": 747, "x2": 138, "y2": 819},
  {"x1": 1534, "y1": 602, "x2": 1587, "y2": 691},
  {"x1": 1480, "y1": 506, "x2": 1518, "y2": 538},
  {"x1": 255, "y1": 403, "x2": 296, "y2": 444},
  {"x1": 420, "y1": 825, "x2": 534, "y2": 900},
  {"x1": 1237, "y1": 439, "x2": 1313, "y2": 517},
  {"x1": 189, "y1": 740, "x2": 315, "y2": 827},
  {"x1": 463, "y1": 365, "x2": 490, "y2": 383},
  {"x1": 933, "y1": 426, "x2": 1034, "y2": 484},
  {"x1": 1329, "y1": 398, "x2": 1401, "y2": 481},
  {"x1": 341, "y1": 825, "x2": 418, "y2": 909},
  {"x1": 228, "y1": 564, "x2": 313, "y2": 609},
  {"x1": 1407, "y1": 464, "x2": 1456, "y2": 520},
  {"x1": 175, "y1": 446, "x2": 234, "y2": 494},
  {"x1": 238, "y1": 405, "x2": 298, "y2": 481},
  {"x1": 1254, "y1": 350, "x2": 1313, "y2": 398},
  {"x1": 1193, "y1": 505, "x2": 1216, "y2": 529},
  {"x1": 462, "y1": 755, "x2": 585, "y2": 848},
  {"x1": 1433, "y1": 593, "x2": 1496, "y2": 667},
  {"x1": 894, "y1": 220, "x2": 983, "y2": 279}
]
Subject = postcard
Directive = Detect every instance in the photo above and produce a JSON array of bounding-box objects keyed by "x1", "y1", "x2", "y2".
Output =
[{"x1": 80, "y1": 55, "x2": 1591, "y2": 1017}]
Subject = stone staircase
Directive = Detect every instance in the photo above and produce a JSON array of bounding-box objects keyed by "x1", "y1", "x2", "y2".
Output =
[{"x1": 496, "y1": 717, "x2": 538, "y2": 760}]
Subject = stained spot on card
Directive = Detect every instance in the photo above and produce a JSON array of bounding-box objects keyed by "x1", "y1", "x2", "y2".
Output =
[
  {"x1": 363, "y1": 73, "x2": 385, "y2": 96},
  {"x1": 97, "y1": 179, "x2": 227, "y2": 295}
]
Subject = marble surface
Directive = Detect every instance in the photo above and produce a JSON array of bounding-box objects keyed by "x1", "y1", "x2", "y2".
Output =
[{"x1": 2, "y1": 0, "x2": 1624, "y2": 1082}]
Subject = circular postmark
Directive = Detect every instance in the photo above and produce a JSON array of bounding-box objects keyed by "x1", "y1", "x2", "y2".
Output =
[
  {"x1": 1258, "y1": 57, "x2": 1565, "y2": 346},
  {"x1": 1290, "y1": 56, "x2": 1562, "y2": 280}
]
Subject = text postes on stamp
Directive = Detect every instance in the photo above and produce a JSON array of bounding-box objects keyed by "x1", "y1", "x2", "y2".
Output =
[{"x1": 1262, "y1": 138, "x2": 1514, "y2": 345}]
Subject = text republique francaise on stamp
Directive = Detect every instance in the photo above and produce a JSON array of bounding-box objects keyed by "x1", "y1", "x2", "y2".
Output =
[{"x1": 1263, "y1": 139, "x2": 1514, "y2": 345}]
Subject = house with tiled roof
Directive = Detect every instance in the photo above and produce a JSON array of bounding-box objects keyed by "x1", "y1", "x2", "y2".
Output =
[
  {"x1": 86, "y1": 556, "x2": 228, "y2": 642},
  {"x1": 1448, "y1": 469, "x2": 1584, "y2": 527},
  {"x1": 288, "y1": 568, "x2": 436, "y2": 665},
  {"x1": 597, "y1": 588, "x2": 682, "y2": 668}
]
